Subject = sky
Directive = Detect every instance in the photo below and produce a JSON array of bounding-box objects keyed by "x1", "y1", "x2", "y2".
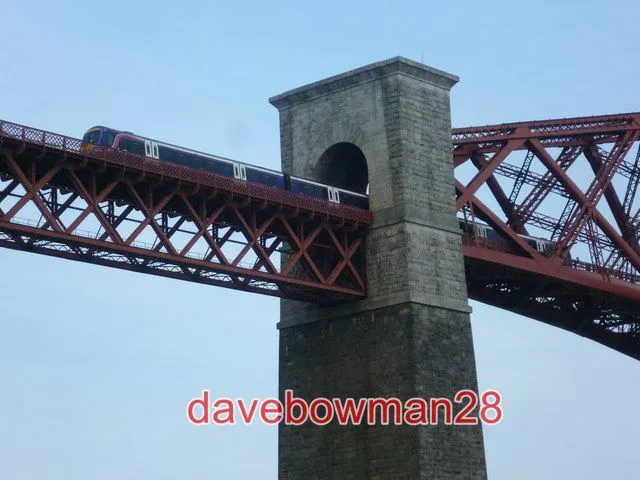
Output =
[{"x1": 0, "y1": 0, "x2": 639, "y2": 478}]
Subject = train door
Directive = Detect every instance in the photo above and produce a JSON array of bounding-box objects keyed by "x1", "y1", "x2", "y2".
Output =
[
  {"x1": 328, "y1": 186, "x2": 340, "y2": 203},
  {"x1": 144, "y1": 140, "x2": 159, "y2": 159},
  {"x1": 475, "y1": 224, "x2": 489, "y2": 238},
  {"x1": 233, "y1": 163, "x2": 247, "y2": 180}
]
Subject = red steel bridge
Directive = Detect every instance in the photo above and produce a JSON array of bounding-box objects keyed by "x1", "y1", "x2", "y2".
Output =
[{"x1": 0, "y1": 113, "x2": 639, "y2": 359}]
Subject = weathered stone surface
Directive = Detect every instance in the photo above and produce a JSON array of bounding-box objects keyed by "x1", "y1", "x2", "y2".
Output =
[{"x1": 271, "y1": 56, "x2": 487, "y2": 479}]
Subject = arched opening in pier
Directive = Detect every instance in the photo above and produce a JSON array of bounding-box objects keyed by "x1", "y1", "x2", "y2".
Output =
[{"x1": 317, "y1": 143, "x2": 368, "y2": 194}]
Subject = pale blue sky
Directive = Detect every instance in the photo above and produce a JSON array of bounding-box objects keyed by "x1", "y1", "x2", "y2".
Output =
[{"x1": 1, "y1": 0, "x2": 639, "y2": 478}]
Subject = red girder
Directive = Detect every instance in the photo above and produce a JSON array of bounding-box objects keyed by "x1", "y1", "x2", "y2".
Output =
[
  {"x1": 0, "y1": 120, "x2": 372, "y2": 303},
  {"x1": 453, "y1": 112, "x2": 640, "y2": 148},
  {"x1": 453, "y1": 112, "x2": 640, "y2": 359},
  {"x1": 2, "y1": 113, "x2": 640, "y2": 358}
]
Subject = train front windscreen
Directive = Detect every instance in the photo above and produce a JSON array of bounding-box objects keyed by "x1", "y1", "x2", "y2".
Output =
[{"x1": 81, "y1": 127, "x2": 119, "y2": 148}]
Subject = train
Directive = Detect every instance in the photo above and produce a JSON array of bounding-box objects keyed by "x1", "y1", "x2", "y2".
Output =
[
  {"x1": 81, "y1": 126, "x2": 369, "y2": 210},
  {"x1": 458, "y1": 218, "x2": 560, "y2": 256}
]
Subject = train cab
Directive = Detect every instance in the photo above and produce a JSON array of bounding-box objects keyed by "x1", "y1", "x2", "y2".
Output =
[{"x1": 80, "y1": 126, "x2": 126, "y2": 153}]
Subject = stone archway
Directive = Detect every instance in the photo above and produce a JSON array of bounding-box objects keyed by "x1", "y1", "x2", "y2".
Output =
[{"x1": 316, "y1": 142, "x2": 368, "y2": 194}]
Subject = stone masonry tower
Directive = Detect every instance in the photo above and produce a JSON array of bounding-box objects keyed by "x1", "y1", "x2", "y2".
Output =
[{"x1": 269, "y1": 57, "x2": 487, "y2": 479}]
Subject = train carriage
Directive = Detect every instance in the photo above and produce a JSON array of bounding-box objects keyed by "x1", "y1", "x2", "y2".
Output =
[
  {"x1": 81, "y1": 125, "x2": 369, "y2": 210},
  {"x1": 459, "y1": 218, "x2": 564, "y2": 257}
]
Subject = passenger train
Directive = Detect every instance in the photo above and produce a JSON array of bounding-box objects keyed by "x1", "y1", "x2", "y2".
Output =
[
  {"x1": 81, "y1": 126, "x2": 369, "y2": 210},
  {"x1": 458, "y1": 218, "x2": 561, "y2": 256}
]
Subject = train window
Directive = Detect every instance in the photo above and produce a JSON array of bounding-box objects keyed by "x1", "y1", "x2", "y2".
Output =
[
  {"x1": 486, "y1": 228, "x2": 502, "y2": 241},
  {"x1": 179, "y1": 151, "x2": 192, "y2": 166},
  {"x1": 190, "y1": 155, "x2": 204, "y2": 169},
  {"x1": 341, "y1": 192, "x2": 369, "y2": 209},
  {"x1": 290, "y1": 180, "x2": 324, "y2": 199},
  {"x1": 102, "y1": 130, "x2": 117, "y2": 147},
  {"x1": 83, "y1": 129, "x2": 102, "y2": 145},
  {"x1": 220, "y1": 162, "x2": 233, "y2": 176},
  {"x1": 118, "y1": 138, "x2": 145, "y2": 156},
  {"x1": 159, "y1": 146, "x2": 173, "y2": 162},
  {"x1": 203, "y1": 159, "x2": 216, "y2": 173},
  {"x1": 133, "y1": 139, "x2": 145, "y2": 155},
  {"x1": 253, "y1": 171, "x2": 272, "y2": 186},
  {"x1": 308, "y1": 184, "x2": 323, "y2": 198},
  {"x1": 208, "y1": 159, "x2": 221, "y2": 175}
]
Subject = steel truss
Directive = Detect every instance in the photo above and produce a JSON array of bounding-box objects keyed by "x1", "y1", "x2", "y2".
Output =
[
  {"x1": 453, "y1": 112, "x2": 640, "y2": 359},
  {"x1": 2, "y1": 113, "x2": 640, "y2": 357},
  {"x1": 0, "y1": 120, "x2": 372, "y2": 303}
]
